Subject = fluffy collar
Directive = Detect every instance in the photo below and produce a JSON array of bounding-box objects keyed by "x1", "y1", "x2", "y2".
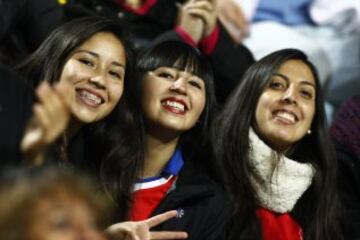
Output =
[{"x1": 249, "y1": 128, "x2": 315, "y2": 213}]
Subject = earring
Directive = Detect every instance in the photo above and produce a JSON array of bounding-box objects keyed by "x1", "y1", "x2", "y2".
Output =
[{"x1": 307, "y1": 129, "x2": 312, "y2": 135}]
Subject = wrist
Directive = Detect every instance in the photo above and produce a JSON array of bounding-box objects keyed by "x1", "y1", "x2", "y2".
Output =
[{"x1": 175, "y1": 26, "x2": 199, "y2": 46}]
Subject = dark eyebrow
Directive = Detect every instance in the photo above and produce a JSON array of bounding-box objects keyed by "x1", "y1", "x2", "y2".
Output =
[
  {"x1": 273, "y1": 73, "x2": 289, "y2": 81},
  {"x1": 273, "y1": 73, "x2": 316, "y2": 89},
  {"x1": 74, "y1": 50, "x2": 125, "y2": 69}
]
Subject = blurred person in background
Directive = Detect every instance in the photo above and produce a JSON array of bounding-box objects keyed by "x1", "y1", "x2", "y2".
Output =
[
  {"x1": 331, "y1": 95, "x2": 360, "y2": 240},
  {"x1": 218, "y1": 0, "x2": 360, "y2": 110},
  {"x1": 0, "y1": 166, "x2": 109, "y2": 240},
  {"x1": 63, "y1": 0, "x2": 255, "y2": 103}
]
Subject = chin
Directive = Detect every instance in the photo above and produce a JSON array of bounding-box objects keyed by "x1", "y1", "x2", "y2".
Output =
[{"x1": 74, "y1": 114, "x2": 98, "y2": 124}]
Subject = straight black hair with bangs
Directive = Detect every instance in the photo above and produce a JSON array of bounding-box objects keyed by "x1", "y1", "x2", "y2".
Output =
[
  {"x1": 100, "y1": 41, "x2": 218, "y2": 220},
  {"x1": 135, "y1": 41, "x2": 216, "y2": 145},
  {"x1": 136, "y1": 41, "x2": 214, "y2": 89}
]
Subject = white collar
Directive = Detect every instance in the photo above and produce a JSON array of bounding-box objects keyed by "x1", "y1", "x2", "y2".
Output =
[{"x1": 249, "y1": 128, "x2": 315, "y2": 213}]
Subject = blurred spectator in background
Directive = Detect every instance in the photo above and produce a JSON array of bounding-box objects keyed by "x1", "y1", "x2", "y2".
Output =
[
  {"x1": 218, "y1": 0, "x2": 360, "y2": 109},
  {"x1": 0, "y1": 166, "x2": 109, "y2": 240},
  {"x1": 330, "y1": 95, "x2": 360, "y2": 240},
  {"x1": 0, "y1": 0, "x2": 65, "y2": 66},
  {"x1": 63, "y1": 0, "x2": 255, "y2": 103}
]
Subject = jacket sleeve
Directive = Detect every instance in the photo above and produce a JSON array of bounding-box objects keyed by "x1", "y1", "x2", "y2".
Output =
[{"x1": 198, "y1": 189, "x2": 232, "y2": 240}]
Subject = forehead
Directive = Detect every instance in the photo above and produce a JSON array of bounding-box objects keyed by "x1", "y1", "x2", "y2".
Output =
[
  {"x1": 80, "y1": 32, "x2": 123, "y2": 47},
  {"x1": 146, "y1": 54, "x2": 208, "y2": 80},
  {"x1": 31, "y1": 194, "x2": 94, "y2": 221},
  {"x1": 275, "y1": 59, "x2": 316, "y2": 86},
  {"x1": 164, "y1": 66, "x2": 204, "y2": 79},
  {"x1": 74, "y1": 32, "x2": 125, "y2": 60}
]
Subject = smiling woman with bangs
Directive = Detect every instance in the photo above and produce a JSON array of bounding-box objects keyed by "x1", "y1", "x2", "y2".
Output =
[{"x1": 102, "y1": 41, "x2": 230, "y2": 240}]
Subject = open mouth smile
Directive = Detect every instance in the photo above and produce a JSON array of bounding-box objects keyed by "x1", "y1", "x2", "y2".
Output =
[
  {"x1": 161, "y1": 97, "x2": 188, "y2": 115},
  {"x1": 76, "y1": 88, "x2": 105, "y2": 107},
  {"x1": 273, "y1": 110, "x2": 299, "y2": 125}
]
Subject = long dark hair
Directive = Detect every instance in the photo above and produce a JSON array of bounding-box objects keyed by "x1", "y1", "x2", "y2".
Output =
[
  {"x1": 212, "y1": 49, "x2": 341, "y2": 240},
  {"x1": 16, "y1": 17, "x2": 139, "y2": 171},
  {"x1": 100, "y1": 41, "x2": 217, "y2": 220}
]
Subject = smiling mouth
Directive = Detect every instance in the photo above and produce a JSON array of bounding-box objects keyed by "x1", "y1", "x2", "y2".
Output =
[
  {"x1": 273, "y1": 110, "x2": 298, "y2": 124},
  {"x1": 76, "y1": 89, "x2": 104, "y2": 107},
  {"x1": 161, "y1": 100, "x2": 186, "y2": 114}
]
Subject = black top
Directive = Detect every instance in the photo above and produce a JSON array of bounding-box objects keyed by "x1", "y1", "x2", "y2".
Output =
[
  {"x1": 151, "y1": 159, "x2": 231, "y2": 240},
  {"x1": 0, "y1": 64, "x2": 33, "y2": 167},
  {"x1": 335, "y1": 143, "x2": 360, "y2": 240}
]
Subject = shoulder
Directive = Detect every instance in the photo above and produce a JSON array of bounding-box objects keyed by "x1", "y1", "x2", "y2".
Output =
[{"x1": 153, "y1": 160, "x2": 232, "y2": 240}]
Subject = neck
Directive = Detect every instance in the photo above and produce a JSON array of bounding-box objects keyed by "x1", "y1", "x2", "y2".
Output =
[{"x1": 142, "y1": 132, "x2": 179, "y2": 178}]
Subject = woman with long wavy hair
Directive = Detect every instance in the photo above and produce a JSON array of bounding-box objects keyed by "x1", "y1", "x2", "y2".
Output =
[{"x1": 212, "y1": 49, "x2": 342, "y2": 240}]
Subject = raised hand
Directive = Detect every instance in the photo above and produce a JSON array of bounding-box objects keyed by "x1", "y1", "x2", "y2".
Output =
[
  {"x1": 21, "y1": 81, "x2": 70, "y2": 166},
  {"x1": 216, "y1": 0, "x2": 249, "y2": 43},
  {"x1": 177, "y1": 0, "x2": 205, "y2": 43},
  {"x1": 185, "y1": 0, "x2": 218, "y2": 38},
  {"x1": 105, "y1": 210, "x2": 188, "y2": 240}
]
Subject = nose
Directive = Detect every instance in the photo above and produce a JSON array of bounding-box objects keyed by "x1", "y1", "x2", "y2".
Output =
[
  {"x1": 281, "y1": 86, "x2": 297, "y2": 105},
  {"x1": 88, "y1": 74, "x2": 106, "y2": 90},
  {"x1": 76, "y1": 225, "x2": 103, "y2": 240},
  {"x1": 169, "y1": 77, "x2": 187, "y2": 95}
]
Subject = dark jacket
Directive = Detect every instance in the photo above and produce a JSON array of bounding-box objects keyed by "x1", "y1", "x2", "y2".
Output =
[
  {"x1": 0, "y1": 64, "x2": 32, "y2": 167},
  {"x1": 151, "y1": 159, "x2": 231, "y2": 240},
  {"x1": 335, "y1": 143, "x2": 360, "y2": 240}
]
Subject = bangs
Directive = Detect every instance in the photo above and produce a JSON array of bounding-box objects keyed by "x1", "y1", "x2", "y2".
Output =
[{"x1": 136, "y1": 41, "x2": 213, "y2": 84}]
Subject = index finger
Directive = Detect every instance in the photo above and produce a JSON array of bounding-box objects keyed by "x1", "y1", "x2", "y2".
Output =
[
  {"x1": 223, "y1": 3, "x2": 248, "y2": 34},
  {"x1": 150, "y1": 231, "x2": 188, "y2": 239},
  {"x1": 145, "y1": 210, "x2": 178, "y2": 228}
]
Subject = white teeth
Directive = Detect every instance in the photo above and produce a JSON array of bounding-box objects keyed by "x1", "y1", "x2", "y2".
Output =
[
  {"x1": 163, "y1": 101, "x2": 185, "y2": 111},
  {"x1": 79, "y1": 90, "x2": 102, "y2": 105},
  {"x1": 275, "y1": 111, "x2": 296, "y2": 123}
]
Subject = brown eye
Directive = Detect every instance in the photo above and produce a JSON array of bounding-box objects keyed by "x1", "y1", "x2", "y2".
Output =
[
  {"x1": 78, "y1": 58, "x2": 94, "y2": 67},
  {"x1": 158, "y1": 72, "x2": 175, "y2": 79},
  {"x1": 109, "y1": 70, "x2": 123, "y2": 80},
  {"x1": 269, "y1": 80, "x2": 285, "y2": 90},
  {"x1": 300, "y1": 90, "x2": 313, "y2": 99},
  {"x1": 189, "y1": 80, "x2": 202, "y2": 89}
]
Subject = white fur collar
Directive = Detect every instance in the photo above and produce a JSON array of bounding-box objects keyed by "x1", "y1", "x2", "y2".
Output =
[{"x1": 249, "y1": 128, "x2": 315, "y2": 213}]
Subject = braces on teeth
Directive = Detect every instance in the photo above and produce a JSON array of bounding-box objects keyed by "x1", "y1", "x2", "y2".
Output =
[{"x1": 80, "y1": 91, "x2": 101, "y2": 105}]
